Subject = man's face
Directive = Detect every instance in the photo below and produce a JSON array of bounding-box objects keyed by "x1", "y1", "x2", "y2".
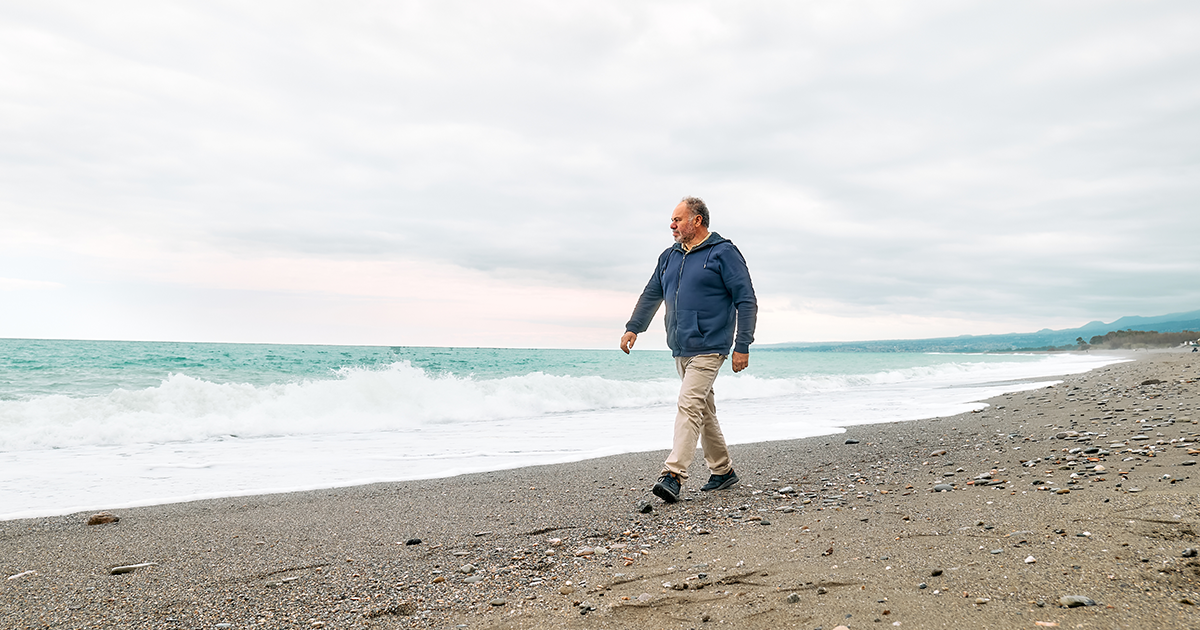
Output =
[{"x1": 670, "y1": 202, "x2": 702, "y2": 244}]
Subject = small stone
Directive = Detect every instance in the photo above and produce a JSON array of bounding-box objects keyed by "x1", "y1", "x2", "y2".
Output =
[
  {"x1": 1059, "y1": 595, "x2": 1096, "y2": 608},
  {"x1": 489, "y1": 598, "x2": 506, "y2": 607},
  {"x1": 460, "y1": 564, "x2": 476, "y2": 574},
  {"x1": 787, "y1": 593, "x2": 801, "y2": 603},
  {"x1": 975, "y1": 598, "x2": 990, "y2": 605},
  {"x1": 1055, "y1": 488, "x2": 1070, "y2": 495},
  {"x1": 1182, "y1": 548, "x2": 1198, "y2": 558},
  {"x1": 463, "y1": 575, "x2": 483, "y2": 583},
  {"x1": 559, "y1": 585, "x2": 576, "y2": 595},
  {"x1": 432, "y1": 576, "x2": 445, "y2": 583},
  {"x1": 833, "y1": 626, "x2": 851, "y2": 630},
  {"x1": 637, "y1": 500, "x2": 654, "y2": 514},
  {"x1": 216, "y1": 625, "x2": 233, "y2": 629},
  {"x1": 1182, "y1": 460, "x2": 1197, "y2": 466},
  {"x1": 637, "y1": 593, "x2": 652, "y2": 602},
  {"x1": 110, "y1": 562, "x2": 156, "y2": 575},
  {"x1": 817, "y1": 586, "x2": 828, "y2": 595},
  {"x1": 759, "y1": 519, "x2": 771, "y2": 526},
  {"x1": 918, "y1": 583, "x2": 927, "y2": 589},
  {"x1": 930, "y1": 450, "x2": 947, "y2": 457},
  {"x1": 989, "y1": 549, "x2": 1002, "y2": 554},
  {"x1": 1025, "y1": 556, "x2": 1037, "y2": 564},
  {"x1": 405, "y1": 538, "x2": 421, "y2": 546},
  {"x1": 575, "y1": 547, "x2": 595, "y2": 557},
  {"x1": 930, "y1": 569, "x2": 943, "y2": 576},
  {"x1": 845, "y1": 439, "x2": 859, "y2": 444},
  {"x1": 778, "y1": 486, "x2": 795, "y2": 494},
  {"x1": 87, "y1": 512, "x2": 119, "y2": 526},
  {"x1": 933, "y1": 484, "x2": 954, "y2": 492}
]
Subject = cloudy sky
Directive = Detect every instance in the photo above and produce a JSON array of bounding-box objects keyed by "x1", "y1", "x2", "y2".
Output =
[{"x1": 2, "y1": 1, "x2": 1198, "y2": 349}]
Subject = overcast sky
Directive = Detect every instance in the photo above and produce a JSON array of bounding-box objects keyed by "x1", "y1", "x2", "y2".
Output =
[{"x1": 2, "y1": 1, "x2": 1198, "y2": 349}]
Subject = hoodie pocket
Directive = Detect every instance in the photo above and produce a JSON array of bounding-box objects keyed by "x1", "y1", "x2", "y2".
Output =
[{"x1": 675, "y1": 310, "x2": 706, "y2": 351}]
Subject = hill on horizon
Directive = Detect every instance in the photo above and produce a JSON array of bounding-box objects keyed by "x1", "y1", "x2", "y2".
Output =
[{"x1": 760, "y1": 309, "x2": 1200, "y2": 353}]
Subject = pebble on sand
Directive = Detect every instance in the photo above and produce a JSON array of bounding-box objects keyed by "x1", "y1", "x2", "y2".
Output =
[
  {"x1": 87, "y1": 512, "x2": 119, "y2": 525},
  {"x1": 110, "y1": 562, "x2": 156, "y2": 575},
  {"x1": 1059, "y1": 595, "x2": 1096, "y2": 608}
]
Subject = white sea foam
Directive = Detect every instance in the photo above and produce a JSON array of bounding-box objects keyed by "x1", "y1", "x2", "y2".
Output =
[
  {"x1": 0, "y1": 352, "x2": 1128, "y2": 520},
  {"x1": 0, "y1": 355, "x2": 1113, "y2": 452}
]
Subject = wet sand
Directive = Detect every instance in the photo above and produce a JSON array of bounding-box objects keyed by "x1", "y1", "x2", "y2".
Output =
[{"x1": 2, "y1": 350, "x2": 1198, "y2": 629}]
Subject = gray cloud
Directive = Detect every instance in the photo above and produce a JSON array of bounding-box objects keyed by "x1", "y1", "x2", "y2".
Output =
[{"x1": 2, "y1": 1, "x2": 1199, "y2": 341}]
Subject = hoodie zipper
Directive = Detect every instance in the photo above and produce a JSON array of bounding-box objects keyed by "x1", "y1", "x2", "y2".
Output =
[{"x1": 671, "y1": 236, "x2": 722, "y2": 348}]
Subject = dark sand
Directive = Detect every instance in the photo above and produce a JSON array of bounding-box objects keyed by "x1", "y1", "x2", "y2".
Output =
[{"x1": 3, "y1": 350, "x2": 1198, "y2": 629}]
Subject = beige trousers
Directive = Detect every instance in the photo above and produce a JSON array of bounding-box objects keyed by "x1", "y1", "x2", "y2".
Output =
[{"x1": 662, "y1": 353, "x2": 732, "y2": 481}]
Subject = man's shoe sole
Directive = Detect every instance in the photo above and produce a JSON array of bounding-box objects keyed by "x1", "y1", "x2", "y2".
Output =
[
  {"x1": 701, "y1": 475, "x2": 740, "y2": 491},
  {"x1": 652, "y1": 483, "x2": 679, "y2": 503}
]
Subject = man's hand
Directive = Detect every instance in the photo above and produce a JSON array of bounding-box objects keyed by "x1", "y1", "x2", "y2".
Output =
[
  {"x1": 731, "y1": 351, "x2": 749, "y2": 373},
  {"x1": 620, "y1": 331, "x2": 638, "y2": 354}
]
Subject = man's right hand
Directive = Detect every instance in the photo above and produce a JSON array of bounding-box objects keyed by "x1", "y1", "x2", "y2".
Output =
[{"x1": 620, "y1": 331, "x2": 637, "y2": 354}]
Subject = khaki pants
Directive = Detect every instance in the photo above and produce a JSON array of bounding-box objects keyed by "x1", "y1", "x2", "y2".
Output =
[{"x1": 663, "y1": 353, "x2": 732, "y2": 481}]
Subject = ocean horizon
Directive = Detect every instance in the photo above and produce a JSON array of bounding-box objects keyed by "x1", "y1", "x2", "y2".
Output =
[{"x1": 0, "y1": 338, "x2": 1129, "y2": 521}]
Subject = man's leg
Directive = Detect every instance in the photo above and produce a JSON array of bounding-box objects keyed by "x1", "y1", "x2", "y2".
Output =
[
  {"x1": 662, "y1": 354, "x2": 725, "y2": 481},
  {"x1": 698, "y1": 382, "x2": 732, "y2": 475}
]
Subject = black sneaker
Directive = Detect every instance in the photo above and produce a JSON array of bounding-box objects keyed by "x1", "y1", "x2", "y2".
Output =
[
  {"x1": 700, "y1": 469, "x2": 739, "y2": 491},
  {"x1": 652, "y1": 472, "x2": 681, "y2": 503}
]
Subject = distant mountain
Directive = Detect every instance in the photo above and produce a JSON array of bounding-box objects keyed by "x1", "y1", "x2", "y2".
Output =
[{"x1": 759, "y1": 309, "x2": 1200, "y2": 353}]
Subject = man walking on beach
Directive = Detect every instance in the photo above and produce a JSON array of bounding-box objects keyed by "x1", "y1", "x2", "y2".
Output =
[{"x1": 621, "y1": 197, "x2": 757, "y2": 503}]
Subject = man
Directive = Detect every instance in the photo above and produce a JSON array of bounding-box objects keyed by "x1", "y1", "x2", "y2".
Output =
[{"x1": 620, "y1": 197, "x2": 757, "y2": 503}]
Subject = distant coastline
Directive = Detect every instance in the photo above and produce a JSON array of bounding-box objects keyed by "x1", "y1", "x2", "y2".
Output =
[{"x1": 761, "y1": 308, "x2": 1200, "y2": 353}]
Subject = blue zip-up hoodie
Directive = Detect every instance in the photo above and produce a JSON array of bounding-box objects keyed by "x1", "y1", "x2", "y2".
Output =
[{"x1": 625, "y1": 232, "x2": 757, "y2": 357}]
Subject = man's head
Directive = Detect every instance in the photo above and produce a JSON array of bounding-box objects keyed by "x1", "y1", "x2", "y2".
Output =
[{"x1": 670, "y1": 196, "x2": 710, "y2": 246}]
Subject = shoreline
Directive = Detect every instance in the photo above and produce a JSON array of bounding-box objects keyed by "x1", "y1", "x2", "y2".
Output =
[
  {"x1": 2, "y1": 349, "x2": 1197, "y2": 629},
  {"x1": 0, "y1": 351, "x2": 1128, "y2": 523}
]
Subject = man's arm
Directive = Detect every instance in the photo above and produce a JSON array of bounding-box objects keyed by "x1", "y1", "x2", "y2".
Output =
[
  {"x1": 621, "y1": 253, "x2": 667, "y2": 354},
  {"x1": 721, "y1": 244, "x2": 757, "y2": 372}
]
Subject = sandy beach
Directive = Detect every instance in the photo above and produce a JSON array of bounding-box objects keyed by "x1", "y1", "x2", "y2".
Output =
[{"x1": 3, "y1": 349, "x2": 1198, "y2": 629}]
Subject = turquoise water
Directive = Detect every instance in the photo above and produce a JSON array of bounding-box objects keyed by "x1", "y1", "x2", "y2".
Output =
[
  {"x1": 0, "y1": 338, "x2": 1127, "y2": 520},
  {"x1": 0, "y1": 338, "x2": 1046, "y2": 400}
]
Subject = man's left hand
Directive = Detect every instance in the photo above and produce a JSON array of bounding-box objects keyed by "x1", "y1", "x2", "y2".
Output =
[{"x1": 731, "y1": 351, "x2": 749, "y2": 373}]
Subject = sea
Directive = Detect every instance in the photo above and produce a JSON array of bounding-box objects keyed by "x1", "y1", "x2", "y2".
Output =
[{"x1": 0, "y1": 339, "x2": 1128, "y2": 521}]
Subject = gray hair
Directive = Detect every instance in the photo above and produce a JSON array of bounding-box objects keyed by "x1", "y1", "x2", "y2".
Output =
[{"x1": 680, "y1": 196, "x2": 709, "y2": 227}]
